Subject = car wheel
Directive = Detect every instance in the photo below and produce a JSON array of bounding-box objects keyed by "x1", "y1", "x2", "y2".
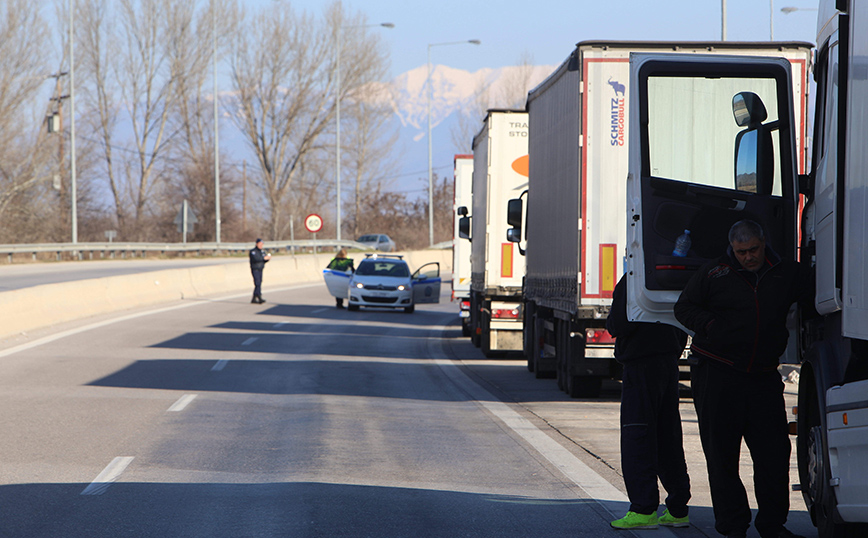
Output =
[
  {"x1": 404, "y1": 304, "x2": 415, "y2": 313},
  {"x1": 347, "y1": 304, "x2": 359, "y2": 311}
]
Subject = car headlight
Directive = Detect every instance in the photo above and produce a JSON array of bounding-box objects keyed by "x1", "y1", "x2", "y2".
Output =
[
  {"x1": 354, "y1": 282, "x2": 364, "y2": 289},
  {"x1": 397, "y1": 284, "x2": 406, "y2": 291}
]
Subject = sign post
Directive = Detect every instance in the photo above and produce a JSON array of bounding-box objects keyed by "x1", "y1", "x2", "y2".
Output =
[
  {"x1": 174, "y1": 200, "x2": 198, "y2": 244},
  {"x1": 304, "y1": 213, "x2": 323, "y2": 254}
]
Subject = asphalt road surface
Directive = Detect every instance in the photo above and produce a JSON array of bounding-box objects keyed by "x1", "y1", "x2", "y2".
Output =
[{"x1": 0, "y1": 282, "x2": 818, "y2": 537}]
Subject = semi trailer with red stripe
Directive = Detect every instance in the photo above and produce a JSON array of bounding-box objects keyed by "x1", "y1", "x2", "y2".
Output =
[
  {"x1": 508, "y1": 41, "x2": 811, "y2": 397},
  {"x1": 462, "y1": 110, "x2": 529, "y2": 356}
]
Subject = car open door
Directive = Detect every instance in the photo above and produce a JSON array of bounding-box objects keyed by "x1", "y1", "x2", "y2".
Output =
[
  {"x1": 412, "y1": 262, "x2": 441, "y2": 304},
  {"x1": 624, "y1": 53, "x2": 800, "y2": 329}
]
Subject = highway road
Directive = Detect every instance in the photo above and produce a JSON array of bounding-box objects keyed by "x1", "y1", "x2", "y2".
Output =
[{"x1": 0, "y1": 282, "x2": 816, "y2": 537}]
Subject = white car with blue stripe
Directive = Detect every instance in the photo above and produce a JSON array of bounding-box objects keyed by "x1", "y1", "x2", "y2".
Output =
[{"x1": 324, "y1": 254, "x2": 440, "y2": 313}]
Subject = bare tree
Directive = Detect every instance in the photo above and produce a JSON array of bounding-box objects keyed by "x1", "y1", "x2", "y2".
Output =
[
  {"x1": 0, "y1": 0, "x2": 55, "y2": 237},
  {"x1": 227, "y1": 1, "x2": 390, "y2": 240},
  {"x1": 78, "y1": 0, "x2": 188, "y2": 240}
]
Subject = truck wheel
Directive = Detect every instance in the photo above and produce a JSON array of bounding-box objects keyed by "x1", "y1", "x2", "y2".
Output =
[
  {"x1": 481, "y1": 310, "x2": 492, "y2": 357},
  {"x1": 567, "y1": 375, "x2": 602, "y2": 398},
  {"x1": 805, "y1": 403, "x2": 847, "y2": 537},
  {"x1": 462, "y1": 320, "x2": 471, "y2": 337},
  {"x1": 524, "y1": 303, "x2": 535, "y2": 372}
]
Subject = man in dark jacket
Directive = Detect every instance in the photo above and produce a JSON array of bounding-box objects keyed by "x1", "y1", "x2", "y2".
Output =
[
  {"x1": 249, "y1": 238, "x2": 271, "y2": 304},
  {"x1": 674, "y1": 220, "x2": 812, "y2": 538},
  {"x1": 607, "y1": 274, "x2": 690, "y2": 531}
]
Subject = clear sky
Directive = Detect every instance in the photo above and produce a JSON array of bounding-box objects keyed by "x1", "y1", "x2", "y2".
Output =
[{"x1": 260, "y1": 0, "x2": 820, "y2": 77}]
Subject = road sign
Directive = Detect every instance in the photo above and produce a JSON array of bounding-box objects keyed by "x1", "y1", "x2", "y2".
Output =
[{"x1": 304, "y1": 213, "x2": 323, "y2": 233}]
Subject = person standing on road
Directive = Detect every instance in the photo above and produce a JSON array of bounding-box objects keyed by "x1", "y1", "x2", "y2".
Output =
[
  {"x1": 607, "y1": 273, "x2": 691, "y2": 531},
  {"x1": 674, "y1": 219, "x2": 814, "y2": 538},
  {"x1": 249, "y1": 238, "x2": 271, "y2": 304},
  {"x1": 326, "y1": 249, "x2": 354, "y2": 308}
]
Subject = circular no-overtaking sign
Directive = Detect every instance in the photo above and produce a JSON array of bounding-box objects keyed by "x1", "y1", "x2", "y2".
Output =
[{"x1": 304, "y1": 213, "x2": 323, "y2": 233}]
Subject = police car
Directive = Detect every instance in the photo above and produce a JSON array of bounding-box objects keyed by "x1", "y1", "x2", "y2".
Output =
[{"x1": 345, "y1": 254, "x2": 440, "y2": 313}]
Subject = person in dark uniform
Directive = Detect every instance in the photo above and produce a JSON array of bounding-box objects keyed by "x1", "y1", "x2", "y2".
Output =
[
  {"x1": 607, "y1": 273, "x2": 691, "y2": 531},
  {"x1": 675, "y1": 220, "x2": 813, "y2": 538},
  {"x1": 249, "y1": 238, "x2": 271, "y2": 304}
]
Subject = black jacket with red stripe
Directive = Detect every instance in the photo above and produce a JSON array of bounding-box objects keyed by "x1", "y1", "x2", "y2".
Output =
[{"x1": 674, "y1": 245, "x2": 813, "y2": 373}]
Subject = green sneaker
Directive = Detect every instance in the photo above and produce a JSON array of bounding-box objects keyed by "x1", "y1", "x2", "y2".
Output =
[
  {"x1": 610, "y1": 511, "x2": 659, "y2": 530},
  {"x1": 658, "y1": 509, "x2": 690, "y2": 528}
]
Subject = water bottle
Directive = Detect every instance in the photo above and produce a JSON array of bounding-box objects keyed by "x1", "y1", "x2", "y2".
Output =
[{"x1": 672, "y1": 229, "x2": 691, "y2": 257}]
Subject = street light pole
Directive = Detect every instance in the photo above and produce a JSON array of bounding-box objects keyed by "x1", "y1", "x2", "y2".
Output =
[
  {"x1": 335, "y1": 21, "x2": 394, "y2": 243},
  {"x1": 427, "y1": 39, "x2": 480, "y2": 248},
  {"x1": 213, "y1": 0, "x2": 220, "y2": 243},
  {"x1": 70, "y1": 0, "x2": 77, "y2": 244}
]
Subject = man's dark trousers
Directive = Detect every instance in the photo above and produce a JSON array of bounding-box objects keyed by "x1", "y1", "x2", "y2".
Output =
[
  {"x1": 252, "y1": 269, "x2": 263, "y2": 299},
  {"x1": 620, "y1": 356, "x2": 691, "y2": 516},
  {"x1": 691, "y1": 359, "x2": 790, "y2": 536}
]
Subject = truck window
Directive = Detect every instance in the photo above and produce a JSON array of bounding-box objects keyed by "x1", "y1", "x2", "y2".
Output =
[{"x1": 647, "y1": 75, "x2": 782, "y2": 196}]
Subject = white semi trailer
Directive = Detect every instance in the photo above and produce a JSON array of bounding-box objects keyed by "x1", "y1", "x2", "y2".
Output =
[
  {"x1": 461, "y1": 110, "x2": 529, "y2": 356},
  {"x1": 452, "y1": 154, "x2": 474, "y2": 336},
  {"x1": 509, "y1": 41, "x2": 811, "y2": 397},
  {"x1": 625, "y1": 3, "x2": 868, "y2": 534}
]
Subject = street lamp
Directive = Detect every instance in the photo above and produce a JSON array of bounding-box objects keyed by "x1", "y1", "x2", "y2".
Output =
[
  {"x1": 69, "y1": 0, "x2": 77, "y2": 243},
  {"x1": 781, "y1": 6, "x2": 818, "y2": 14},
  {"x1": 213, "y1": 0, "x2": 220, "y2": 243},
  {"x1": 427, "y1": 39, "x2": 481, "y2": 247},
  {"x1": 335, "y1": 21, "x2": 394, "y2": 242}
]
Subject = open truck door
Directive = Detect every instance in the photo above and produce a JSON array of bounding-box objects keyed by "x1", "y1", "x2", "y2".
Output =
[{"x1": 624, "y1": 54, "x2": 801, "y2": 329}]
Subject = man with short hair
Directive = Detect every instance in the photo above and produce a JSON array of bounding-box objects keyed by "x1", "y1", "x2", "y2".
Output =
[
  {"x1": 674, "y1": 219, "x2": 813, "y2": 538},
  {"x1": 249, "y1": 238, "x2": 271, "y2": 304}
]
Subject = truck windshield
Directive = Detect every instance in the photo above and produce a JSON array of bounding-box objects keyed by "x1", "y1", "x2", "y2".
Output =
[{"x1": 647, "y1": 75, "x2": 782, "y2": 196}]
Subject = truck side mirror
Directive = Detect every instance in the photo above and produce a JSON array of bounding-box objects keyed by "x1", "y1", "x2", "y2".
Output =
[
  {"x1": 507, "y1": 198, "x2": 523, "y2": 228},
  {"x1": 458, "y1": 216, "x2": 471, "y2": 241},
  {"x1": 457, "y1": 206, "x2": 468, "y2": 217},
  {"x1": 506, "y1": 228, "x2": 521, "y2": 243}
]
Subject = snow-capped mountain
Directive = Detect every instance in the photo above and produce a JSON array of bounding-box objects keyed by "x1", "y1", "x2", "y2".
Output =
[{"x1": 376, "y1": 63, "x2": 556, "y2": 195}]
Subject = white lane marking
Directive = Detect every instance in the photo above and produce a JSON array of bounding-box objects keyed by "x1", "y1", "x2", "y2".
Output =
[
  {"x1": 167, "y1": 394, "x2": 197, "y2": 412},
  {"x1": 430, "y1": 326, "x2": 679, "y2": 536},
  {"x1": 241, "y1": 337, "x2": 258, "y2": 346},
  {"x1": 211, "y1": 359, "x2": 229, "y2": 371},
  {"x1": 0, "y1": 283, "x2": 323, "y2": 359},
  {"x1": 81, "y1": 456, "x2": 134, "y2": 495},
  {"x1": 273, "y1": 322, "x2": 287, "y2": 328},
  {"x1": 311, "y1": 308, "x2": 329, "y2": 314}
]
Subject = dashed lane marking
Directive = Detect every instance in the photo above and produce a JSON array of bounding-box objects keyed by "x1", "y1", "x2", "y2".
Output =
[
  {"x1": 241, "y1": 337, "x2": 258, "y2": 346},
  {"x1": 211, "y1": 359, "x2": 229, "y2": 371},
  {"x1": 167, "y1": 394, "x2": 197, "y2": 412},
  {"x1": 81, "y1": 457, "x2": 134, "y2": 495}
]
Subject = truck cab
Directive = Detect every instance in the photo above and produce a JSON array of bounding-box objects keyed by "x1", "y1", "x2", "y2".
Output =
[{"x1": 625, "y1": 6, "x2": 868, "y2": 536}]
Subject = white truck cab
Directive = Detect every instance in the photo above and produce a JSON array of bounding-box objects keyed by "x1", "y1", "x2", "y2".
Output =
[{"x1": 624, "y1": 4, "x2": 868, "y2": 535}]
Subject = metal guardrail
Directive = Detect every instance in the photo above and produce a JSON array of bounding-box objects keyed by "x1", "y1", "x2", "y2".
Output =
[
  {"x1": 0, "y1": 240, "x2": 367, "y2": 262},
  {"x1": 0, "y1": 239, "x2": 452, "y2": 262}
]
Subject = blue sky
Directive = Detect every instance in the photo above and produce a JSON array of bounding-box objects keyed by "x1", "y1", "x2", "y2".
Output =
[{"x1": 259, "y1": 0, "x2": 820, "y2": 77}]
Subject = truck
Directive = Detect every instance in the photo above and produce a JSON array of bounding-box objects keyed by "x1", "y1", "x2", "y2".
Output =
[
  {"x1": 507, "y1": 41, "x2": 812, "y2": 397},
  {"x1": 452, "y1": 154, "x2": 473, "y2": 335},
  {"x1": 461, "y1": 109, "x2": 529, "y2": 356},
  {"x1": 624, "y1": 4, "x2": 868, "y2": 535}
]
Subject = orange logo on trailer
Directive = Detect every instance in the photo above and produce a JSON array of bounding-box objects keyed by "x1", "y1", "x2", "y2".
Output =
[{"x1": 511, "y1": 155, "x2": 529, "y2": 177}]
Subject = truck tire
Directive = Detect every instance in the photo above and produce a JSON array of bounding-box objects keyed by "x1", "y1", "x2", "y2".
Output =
[
  {"x1": 567, "y1": 375, "x2": 603, "y2": 399},
  {"x1": 524, "y1": 303, "x2": 535, "y2": 372},
  {"x1": 462, "y1": 320, "x2": 471, "y2": 337},
  {"x1": 481, "y1": 310, "x2": 492, "y2": 357},
  {"x1": 799, "y1": 368, "x2": 847, "y2": 538}
]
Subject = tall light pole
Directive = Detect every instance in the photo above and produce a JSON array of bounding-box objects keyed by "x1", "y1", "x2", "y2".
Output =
[
  {"x1": 427, "y1": 39, "x2": 480, "y2": 247},
  {"x1": 213, "y1": 0, "x2": 220, "y2": 243},
  {"x1": 70, "y1": 0, "x2": 77, "y2": 243},
  {"x1": 335, "y1": 21, "x2": 394, "y2": 242}
]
